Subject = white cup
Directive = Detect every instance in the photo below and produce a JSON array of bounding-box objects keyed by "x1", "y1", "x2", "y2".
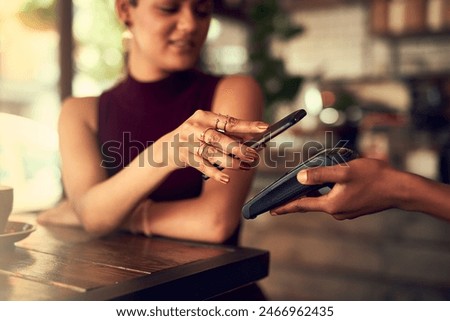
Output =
[{"x1": 0, "y1": 186, "x2": 13, "y2": 233}]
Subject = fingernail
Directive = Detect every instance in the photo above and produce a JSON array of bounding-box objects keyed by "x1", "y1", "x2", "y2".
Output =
[
  {"x1": 220, "y1": 175, "x2": 230, "y2": 184},
  {"x1": 245, "y1": 147, "x2": 258, "y2": 154},
  {"x1": 239, "y1": 162, "x2": 252, "y2": 171},
  {"x1": 270, "y1": 210, "x2": 278, "y2": 216},
  {"x1": 257, "y1": 122, "x2": 269, "y2": 130},
  {"x1": 298, "y1": 170, "x2": 307, "y2": 183},
  {"x1": 245, "y1": 149, "x2": 259, "y2": 159},
  {"x1": 241, "y1": 156, "x2": 255, "y2": 163}
]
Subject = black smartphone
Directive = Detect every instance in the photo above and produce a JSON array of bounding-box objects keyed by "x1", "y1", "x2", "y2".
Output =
[
  {"x1": 243, "y1": 108, "x2": 307, "y2": 150},
  {"x1": 202, "y1": 108, "x2": 307, "y2": 180}
]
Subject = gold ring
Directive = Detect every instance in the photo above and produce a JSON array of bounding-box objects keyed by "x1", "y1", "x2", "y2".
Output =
[
  {"x1": 215, "y1": 114, "x2": 228, "y2": 133},
  {"x1": 214, "y1": 118, "x2": 220, "y2": 131},
  {"x1": 200, "y1": 127, "x2": 215, "y2": 142},
  {"x1": 223, "y1": 115, "x2": 230, "y2": 132}
]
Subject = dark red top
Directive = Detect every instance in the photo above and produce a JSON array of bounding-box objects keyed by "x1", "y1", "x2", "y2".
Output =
[{"x1": 97, "y1": 69, "x2": 221, "y2": 202}]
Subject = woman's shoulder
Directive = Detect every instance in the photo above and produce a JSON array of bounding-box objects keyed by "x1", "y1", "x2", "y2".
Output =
[
  {"x1": 217, "y1": 74, "x2": 262, "y2": 94},
  {"x1": 215, "y1": 74, "x2": 263, "y2": 100},
  {"x1": 62, "y1": 96, "x2": 98, "y2": 106},
  {"x1": 59, "y1": 96, "x2": 99, "y2": 132},
  {"x1": 212, "y1": 74, "x2": 264, "y2": 119}
]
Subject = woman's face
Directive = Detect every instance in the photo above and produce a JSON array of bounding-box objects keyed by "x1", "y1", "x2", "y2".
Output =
[{"x1": 127, "y1": 0, "x2": 213, "y2": 74}]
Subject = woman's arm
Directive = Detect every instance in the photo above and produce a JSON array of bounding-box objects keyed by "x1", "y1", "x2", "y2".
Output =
[
  {"x1": 56, "y1": 96, "x2": 173, "y2": 235},
  {"x1": 271, "y1": 158, "x2": 450, "y2": 221},
  {"x1": 42, "y1": 76, "x2": 266, "y2": 241},
  {"x1": 125, "y1": 75, "x2": 265, "y2": 243}
]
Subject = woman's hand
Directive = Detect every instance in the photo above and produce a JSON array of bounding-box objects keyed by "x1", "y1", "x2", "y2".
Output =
[
  {"x1": 162, "y1": 110, "x2": 268, "y2": 183},
  {"x1": 270, "y1": 158, "x2": 400, "y2": 220}
]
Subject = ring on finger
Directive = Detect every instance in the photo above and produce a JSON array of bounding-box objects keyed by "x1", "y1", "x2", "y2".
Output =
[
  {"x1": 221, "y1": 114, "x2": 230, "y2": 132},
  {"x1": 196, "y1": 142, "x2": 208, "y2": 158},
  {"x1": 223, "y1": 114, "x2": 233, "y2": 132},
  {"x1": 214, "y1": 117, "x2": 221, "y2": 131},
  {"x1": 200, "y1": 127, "x2": 215, "y2": 142},
  {"x1": 215, "y1": 114, "x2": 228, "y2": 133}
]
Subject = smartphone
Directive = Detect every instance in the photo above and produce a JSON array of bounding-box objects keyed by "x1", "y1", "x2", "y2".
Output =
[
  {"x1": 243, "y1": 108, "x2": 307, "y2": 150},
  {"x1": 202, "y1": 108, "x2": 307, "y2": 180}
]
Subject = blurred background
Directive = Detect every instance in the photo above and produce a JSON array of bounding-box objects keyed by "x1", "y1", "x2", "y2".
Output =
[{"x1": 0, "y1": 0, "x2": 449, "y2": 300}]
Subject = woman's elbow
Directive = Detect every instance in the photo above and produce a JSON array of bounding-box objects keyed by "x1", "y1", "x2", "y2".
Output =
[
  {"x1": 75, "y1": 206, "x2": 117, "y2": 237},
  {"x1": 82, "y1": 220, "x2": 114, "y2": 237},
  {"x1": 204, "y1": 216, "x2": 239, "y2": 244}
]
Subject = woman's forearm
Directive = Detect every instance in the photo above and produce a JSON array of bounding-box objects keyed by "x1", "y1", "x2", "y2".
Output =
[
  {"x1": 122, "y1": 168, "x2": 255, "y2": 243},
  {"x1": 73, "y1": 140, "x2": 174, "y2": 235},
  {"x1": 140, "y1": 198, "x2": 238, "y2": 243}
]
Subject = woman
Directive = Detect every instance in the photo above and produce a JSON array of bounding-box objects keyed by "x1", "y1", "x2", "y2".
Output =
[{"x1": 39, "y1": 0, "x2": 268, "y2": 246}]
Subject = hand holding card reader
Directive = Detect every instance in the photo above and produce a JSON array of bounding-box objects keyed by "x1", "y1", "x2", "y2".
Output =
[{"x1": 242, "y1": 147, "x2": 358, "y2": 220}]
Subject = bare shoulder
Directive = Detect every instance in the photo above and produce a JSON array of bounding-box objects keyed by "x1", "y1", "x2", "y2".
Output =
[
  {"x1": 216, "y1": 74, "x2": 262, "y2": 95},
  {"x1": 59, "y1": 96, "x2": 99, "y2": 132},
  {"x1": 213, "y1": 75, "x2": 264, "y2": 119}
]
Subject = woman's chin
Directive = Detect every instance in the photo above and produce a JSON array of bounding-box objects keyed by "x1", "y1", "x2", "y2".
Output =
[{"x1": 165, "y1": 61, "x2": 198, "y2": 72}]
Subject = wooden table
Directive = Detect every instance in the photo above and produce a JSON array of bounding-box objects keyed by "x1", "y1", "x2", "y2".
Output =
[{"x1": 0, "y1": 213, "x2": 269, "y2": 301}]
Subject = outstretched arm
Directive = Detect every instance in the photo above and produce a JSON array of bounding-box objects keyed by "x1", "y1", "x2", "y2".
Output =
[{"x1": 271, "y1": 158, "x2": 450, "y2": 221}]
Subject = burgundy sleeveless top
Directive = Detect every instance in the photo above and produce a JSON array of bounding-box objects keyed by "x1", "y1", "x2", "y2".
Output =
[{"x1": 97, "y1": 69, "x2": 221, "y2": 201}]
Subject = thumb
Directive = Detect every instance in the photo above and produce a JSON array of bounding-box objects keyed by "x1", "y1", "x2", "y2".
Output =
[{"x1": 297, "y1": 164, "x2": 347, "y2": 185}]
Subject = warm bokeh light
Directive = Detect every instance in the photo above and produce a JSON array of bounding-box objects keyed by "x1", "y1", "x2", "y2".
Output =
[
  {"x1": 72, "y1": 0, "x2": 124, "y2": 96},
  {"x1": 207, "y1": 18, "x2": 222, "y2": 42},
  {"x1": 319, "y1": 107, "x2": 340, "y2": 125},
  {"x1": 303, "y1": 83, "x2": 323, "y2": 116},
  {"x1": 321, "y1": 90, "x2": 336, "y2": 107},
  {"x1": 0, "y1": 113, "x2": 62, "y2": 213},
  {"x1": 0, "y1": 1, "x2": 62, "y2": 212},
  {"x1": 202, "y1": 16, "x2": 249, "y2": 75}
]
